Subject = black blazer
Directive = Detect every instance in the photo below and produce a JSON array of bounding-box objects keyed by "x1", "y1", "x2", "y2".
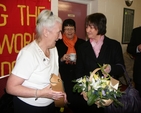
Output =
[
  {"x1": 75, "y1": 36, "x2": 125, "y2": 79},
  {"x1": 127, "y1": 26, "x2": 141, "y2": 84},
  {"x1": 56, "y1": 38, "x2": 86, "y2": 104}
]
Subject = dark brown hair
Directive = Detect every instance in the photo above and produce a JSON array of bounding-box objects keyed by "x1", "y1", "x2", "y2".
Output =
[{"x1": 86, "y1": 13, "x2": 107, "y2": 35}]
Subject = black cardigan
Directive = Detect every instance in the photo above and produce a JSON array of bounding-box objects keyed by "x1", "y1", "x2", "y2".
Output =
[{"x1": 75, "y1": 36, "x2": 125, "y2": 79}]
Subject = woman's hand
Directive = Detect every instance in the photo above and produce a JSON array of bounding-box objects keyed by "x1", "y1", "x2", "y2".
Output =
[
  {"x1": 38, "y1": 85, "x2": 65, "y2": 100},
  {"x1": 104, "y1": 64, "x2": 111, "y2": 73},
  {"x1": 61, "y1": 54, "x2": 76, "y2": 64},
  {"x1": 103, "y1": 64, "x2": 111, "y2": 77},
  {"x1": 137, "y1": 44, "x2": 141, "y2": 52},
  {"x1": 61, "y1": 54, "x2": 70, "y2": 62},
  {"x1": 81, "y1": 91, "x2": 88, "y2": 101},
  {"x1": 63, "y1": 92, "x2": 68, "y2": 104}
]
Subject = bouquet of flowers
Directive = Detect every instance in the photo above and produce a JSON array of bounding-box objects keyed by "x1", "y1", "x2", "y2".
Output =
[{"x1": 72, "y1": 64, "x2": 123, "y2": 108}]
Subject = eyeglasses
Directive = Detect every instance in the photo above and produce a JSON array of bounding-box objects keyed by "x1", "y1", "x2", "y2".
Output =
[{"x1": 64, "y1": 28, "x2": 75, "y2": 31}]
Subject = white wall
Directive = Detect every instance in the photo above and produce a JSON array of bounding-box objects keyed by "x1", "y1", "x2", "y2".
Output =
[
  {"x1": 53, "y1": 0, "x2": 141, "y2": 53},
  {"x1": 51, "y1": 0, "x2": 58, "y2": 15}
]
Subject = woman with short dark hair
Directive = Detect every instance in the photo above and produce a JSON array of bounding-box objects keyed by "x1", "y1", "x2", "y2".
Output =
[
  {"x1": 75, "y1": 13, "x2": 125, "y2": 113},
  {"x1": 56, "y1": 18, "x2": 85, "y2": 113}
]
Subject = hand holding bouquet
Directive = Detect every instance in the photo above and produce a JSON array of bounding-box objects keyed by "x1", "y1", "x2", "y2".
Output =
[{"x1": 72, "y1": 64, "x2": 123, "y2": 108}]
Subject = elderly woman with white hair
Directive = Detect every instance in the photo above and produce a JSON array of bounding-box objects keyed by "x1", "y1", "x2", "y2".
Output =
[{"x1": 6, "y1": 9, "x2": 67, "y2": 113}]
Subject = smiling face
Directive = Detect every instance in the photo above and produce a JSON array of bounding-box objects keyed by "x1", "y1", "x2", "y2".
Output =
[
  {"x1": 63, "y1": 26, "x2": 75, "y2": 39},
  {"x1": 85, "y1": 13, "x2": 107, "y2": 39},
  {"x1": 86, "y1": 24, "x2": 98, "y2": 39}
]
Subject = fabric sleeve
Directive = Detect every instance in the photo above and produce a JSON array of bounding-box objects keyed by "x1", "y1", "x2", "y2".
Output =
[{"x1": 12, "y1": 49, "x2": 38, "y2": 79}]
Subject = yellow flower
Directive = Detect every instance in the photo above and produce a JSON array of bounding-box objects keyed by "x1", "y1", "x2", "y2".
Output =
[
  {"x1": 82, "y1": 77, "x2": 87, "y2": 83},
  {"x1": 106, "y1": 80, "x2": 110, "y2": 85},
  {"x1": 93, "y1": 74, "x2": 99, "y2": 80},
  {"x1": 101, "y1": 82, "x2": 107, "y2": 88}
]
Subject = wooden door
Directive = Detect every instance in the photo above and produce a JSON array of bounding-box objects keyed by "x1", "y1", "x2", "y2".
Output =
[{"x1": 58, "y1": 1, "x2": 87, "y2": 40}]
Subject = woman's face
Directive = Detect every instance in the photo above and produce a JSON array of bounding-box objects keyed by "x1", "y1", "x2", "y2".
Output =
[
  {"x1": 86, "y1": 25, "x2": 98, "y2": 39},
  {"x1": 63, "y1": 26, "x2": 75, "y2": 39},
  {"x1": 46, "y1": 22, "x2": 62, "y2": 48}
]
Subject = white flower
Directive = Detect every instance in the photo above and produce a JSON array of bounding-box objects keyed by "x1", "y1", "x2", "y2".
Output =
[
  {"x1": 76, "y1": 77, "x2": 83, "y2": 83},
  {"x1": 90, "y1": 78, "x2": 101, "y2": 90}
]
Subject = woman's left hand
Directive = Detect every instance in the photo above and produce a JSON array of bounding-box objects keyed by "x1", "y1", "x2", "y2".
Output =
[
  {"x1": 103, "y1": 64, "x2": 111, "y2": 77},
  {"x1": 81, "y1": 91, "x2": 88, "y2": 101}
]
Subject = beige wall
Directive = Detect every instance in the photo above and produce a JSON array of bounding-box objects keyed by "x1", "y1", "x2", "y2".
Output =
[
  {"x1": 53, "y1": 0, "x2": 141, "y2": 53},
  {"x1": 97, "y1": 0, "x2": 141, "y2": 53}
]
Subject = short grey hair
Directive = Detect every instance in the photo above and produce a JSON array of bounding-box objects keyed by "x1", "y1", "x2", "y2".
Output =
[{"x1": 36, "y1": 9, "x2": 62, "y2": 36}]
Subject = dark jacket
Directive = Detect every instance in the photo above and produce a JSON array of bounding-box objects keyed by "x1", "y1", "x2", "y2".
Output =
[
  {"x1": 74, "y1": 36, "x2": 125, "y2": 113},
  {"x1": 76, "y1": 36, "x2": 125, "y2": 80},
  {"x1": 127, "y1": 26, "x2": 141, "y2": 84},
  {"x1": 56, "y1": 38, "x2": 85, "y2": 104}
]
